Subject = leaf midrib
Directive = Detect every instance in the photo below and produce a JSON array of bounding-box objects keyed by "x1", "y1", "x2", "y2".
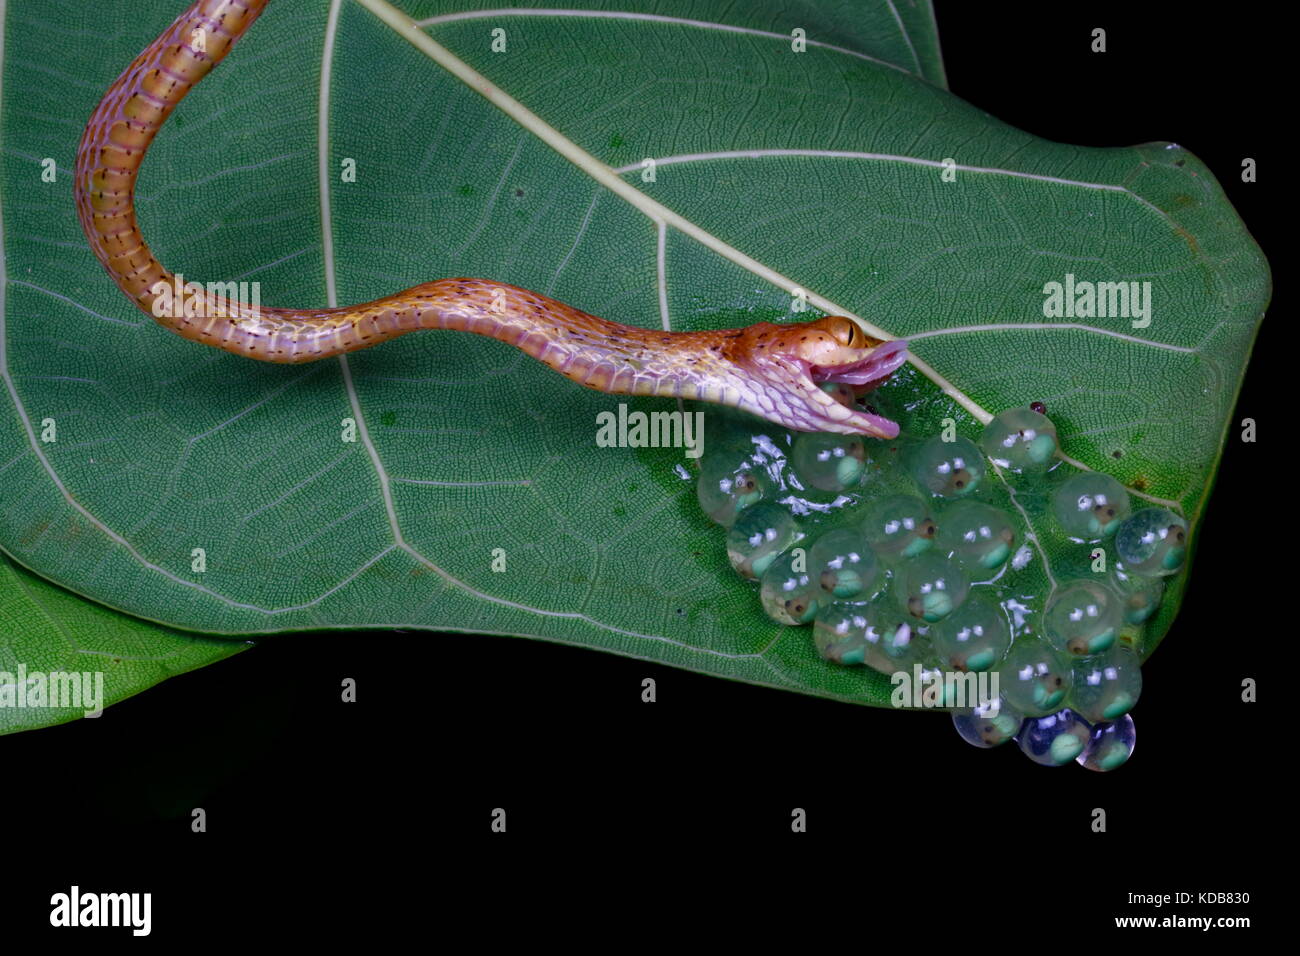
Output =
[{"x1": 0, "y1": 0, "x2": 1189, "y2": 654}]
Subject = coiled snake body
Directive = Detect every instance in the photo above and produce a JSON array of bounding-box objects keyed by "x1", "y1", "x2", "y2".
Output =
[{"x1": 75, "y1": 0, "x2": 908, "y2": 436}]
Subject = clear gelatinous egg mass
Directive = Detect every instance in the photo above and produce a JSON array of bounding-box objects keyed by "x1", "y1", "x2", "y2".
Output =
[
  {"x1": 759, "y1": 549, "x2": 824, "y2": 626},
  {"x1": 896, "y1": 553, "x2": 970, "y2": 622},
  {"x1": 1069, "y1": 646, "x2": 1143, "y2": 723},
  {"x1": 791, "y1": 432, "x2": 868, "y2": 492},
  {"x1": 999, "y1": 640, "x2": 1072, "y2": 717},
  {"x1": 978, "y1": 406, "x2": 1058, "y2": 472},
  {"x1": 1044, "y1": 579, "x2": 1122, "y2": 656},
  {"x1": 697, "y1": 456, "x2": 769, "y2": 528},
  {"x1": 936, "y1": 500, "x2": 1017, "y2": 571},
  {"x1": 694, "y1": 400, "x2": 1191, "y2": 770},
  {"x1": 1052, "y1": 472, "x2": 1131, "y2": 540},
  {"x1": 1018, "y1": 708, "x2": 1091, "y2": 766},
  {"x1": 859, "y1": 494, "x2": 937, "y2": 558},
  {"x1": 808, "y1": 528, "x2": 879, "y2": 599},
  {"x1": 725, "y1": 502, "x2": 798, "y2": 581},
  {"x1": 930, "y1": 593, "x2": 1011, "y2": 672},
  {"x1": 910, "y1": 436, "x2": 984, "y2": 498},
  {"x1": 1110, "y1": 566, "x2": 1165, "y2": 626},
  {"x1": 1115, "y1": 507, "x2": 1189, "y2": 577},
  {"x1": 861, "y1": 607, "x2": 931, "y2": 676},
  {"x1": 1077, "y1": 714, "x2": 1137, "y2": 772},
  {"x1": 952, "y1": 697, "x2": 1024, "y2": 748},
  {"x1": 812, "y1": 604, "x2": 870, "y2": 665}
]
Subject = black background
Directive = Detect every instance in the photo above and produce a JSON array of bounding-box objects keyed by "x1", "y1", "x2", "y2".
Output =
[{"x1": 5, "y1": 0, "x2": 1278, "y2": 938}]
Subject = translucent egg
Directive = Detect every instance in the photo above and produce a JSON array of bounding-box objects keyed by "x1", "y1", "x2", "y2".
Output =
[
  {"x1": 915, "y1": 663, "x2": 966, "y2": 709},
  {"x1": 1069, "y1": 646, "x2": 1143, "y2": 723},
  {"x1": 725, "y1": 503, "x2": 798, "y2": 581},
  {"x1": 808, "y1": 528, "x2": 879, "y2": 599},
  {"x1": 1051, "y1": 472, "x2": 1131, "y2": 540},
  {"x1": 999, "y1": 640, "x2": 1072, "y2": 717},
  {"x1": 696, "y1": 456, "x2": 770, "y2": 528},
  {"x1": 895, "y1": 554, "x2": 969, "y2": 622},
  {"x1": 1110, "y1": 565, "x2": 1164, "y2": 625},
  {"x1": 861, "y1": 606, "x2": 931, "y2": 676},
  {"x1": 1044, "y1": 579, "x2": 1122, "y2": 657},
  {"x1": 812, "y1": 604, "x2": 870, "y2": 666},
  {"x1": 930, "y1": 594, "x2": 1011, "y2": 672},
  {"x1": 911, "y1": 436, "x2": 984, "y2": 498},
  {"x1": 1077, "y1": 714, "x2": 1136, "y2": 772},
  {"x1": 935, "y1": 501, "x2": 1017, "y2": 571},
  {"x1": 1115, "y1": 507, "x2": 1189, "y2": 577},
  {"x1": 952, "y1": 697, "x2": 1024, "y2": 748},
  {"x1": 759, "y1": 550, "x2": 825, "y2": 625},
  {"x1": 791, "y1": 432, "x2": 868, "y2": 492},
  {"x1": 978, "y1": 406, "x2": 1058, "y2": 473},
  {"x1": 859, "y1": 494, "x2": 937, "y2": 558},
  {"x1": 1017, "y1": 708, "x2": 1091, "y2": 766}
]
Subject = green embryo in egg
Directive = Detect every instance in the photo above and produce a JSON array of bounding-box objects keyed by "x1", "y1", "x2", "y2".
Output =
[
  {"x1": 861, "y1": 605, "x2": 932, "y2": 676},
  {"x1": 812, "y1": 604, "x2": 871, "y2": 665},
  {"x1": 1052, "y1": 472, "x2": 1131, "y2": 540},
  {"x1": 808, "y1": 528, "x2": 879, "y2": 599},
  {"x1": 1115, "y1": 507, "x2": 1189, "y2": 576},
  {"x1": 725, "y1": 503, "x2": 799, "y2": 581},
  {"x1": 860, "y1": 494, "x2": 937, "y2": 558},
  {"x1": 1069, "y1": 645, "x2": 1143, "y2": 723},
  {"x1": 998, "y1": 640, "x2": 1073, "y2": 718},
  {"x1": 791, "y1": 432, "x2": 869, "y2": 492},
  {"x1": 935, "y1": 500, "x2": 1017, "y2": 571},
  {"x1": 759, "y1": 549, "x2": 825, "y2": 625},
  {"x1": 978, "y1": 406, "x2": 1059, "y2": 473},
  {"x1": 896, "y1": 553, "x2": 970, "y2": 623},
  {"x1": 1044, "y1": 579, "x2": 1122, "y2": 657},
  {"x1": 952, "y1": 697, "x2": 1024, "y2": 748},
  {"x1": 911, "y1": 435, "x2": 984, "y2": 498},
  {"x1": 930, "y1": 594, "x2": 1012, "y2": 672},
  {"x1": 696, "y1": 455, "x2": 771, "y2": 528},
  {"x1": 1109, "y1": 565, "x2": 1165, "y2": 626}
]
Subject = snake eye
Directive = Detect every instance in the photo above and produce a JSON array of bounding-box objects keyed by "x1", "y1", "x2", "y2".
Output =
[{"x1": 821, "y1": 316, "x2": 868, "y2": 348}]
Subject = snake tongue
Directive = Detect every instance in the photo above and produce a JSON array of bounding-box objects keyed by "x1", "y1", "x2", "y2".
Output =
[{"x1": 818, "y1": 339, "x2": 909, "y2": 386}]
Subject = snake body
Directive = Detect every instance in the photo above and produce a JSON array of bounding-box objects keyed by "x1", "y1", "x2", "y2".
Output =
[{"x1": 74, "y1": 0, "x2": 907, "y2": 436}]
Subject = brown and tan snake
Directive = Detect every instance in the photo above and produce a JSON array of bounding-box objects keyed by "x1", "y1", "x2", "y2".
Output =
[{"x1": 74, "y1": 0, "x2": 908, "y2": 437}]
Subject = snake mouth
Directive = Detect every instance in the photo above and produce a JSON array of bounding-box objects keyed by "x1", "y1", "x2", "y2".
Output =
[
  {"x1": 796, "y1": 339, "x2": 909, "y2": 438},
  {"x1": 744, "y1": 339, "x2": 909, "y2": 438},
  {"x1": 811, "y1": 338, "x2": 910, "y2": 388}
]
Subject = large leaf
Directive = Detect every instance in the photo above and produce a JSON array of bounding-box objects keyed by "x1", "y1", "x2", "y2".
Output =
[
  {"x1": 0, "y1": 0, "x2": 1269, "y2": 714},
  {"x1": 0, "y1": 549, "x2": 249, "y2": 734}
]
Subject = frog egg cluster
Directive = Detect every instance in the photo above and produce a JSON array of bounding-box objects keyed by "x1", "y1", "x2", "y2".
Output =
[{"x1": 695, "y1": 403, "x2": 1189, "y2": 771}]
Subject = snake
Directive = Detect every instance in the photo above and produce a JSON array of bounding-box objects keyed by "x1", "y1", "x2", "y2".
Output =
[{"x1": 74, "y1": 0, "x2": 909, "y2": 437}]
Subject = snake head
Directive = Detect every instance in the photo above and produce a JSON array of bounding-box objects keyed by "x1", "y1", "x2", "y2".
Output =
[{"x1": 735, "y1": 316, "x2": 909, "y2": 438}]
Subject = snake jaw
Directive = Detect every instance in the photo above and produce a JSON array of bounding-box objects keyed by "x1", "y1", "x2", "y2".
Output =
[
  {"x1": 811, "y1": 338, "x2": 910, "y2": 389},
  {"x1": 743, "y1": 338, "x2": 909, "y2": 438}
]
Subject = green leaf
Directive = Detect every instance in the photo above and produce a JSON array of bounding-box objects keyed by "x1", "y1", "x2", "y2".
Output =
[
  {"x1": 0, "y1": 548, "x2": 250, "y2": 734},
  {"x1": 0, "y1": 0, "x2": 1269, "y2": 719}
]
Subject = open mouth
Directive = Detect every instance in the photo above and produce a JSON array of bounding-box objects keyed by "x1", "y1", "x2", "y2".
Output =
[
  {"x1": 811, "y1": 338, "x2": 909, "y2": 387},
  {"x1": 806, "y1": 339, "x2": 909, "y2": 438}
]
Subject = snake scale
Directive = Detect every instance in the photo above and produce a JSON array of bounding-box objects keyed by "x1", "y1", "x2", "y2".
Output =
[{"x1": 74, "y1": 0, "x2": 908, "y2": 436}]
